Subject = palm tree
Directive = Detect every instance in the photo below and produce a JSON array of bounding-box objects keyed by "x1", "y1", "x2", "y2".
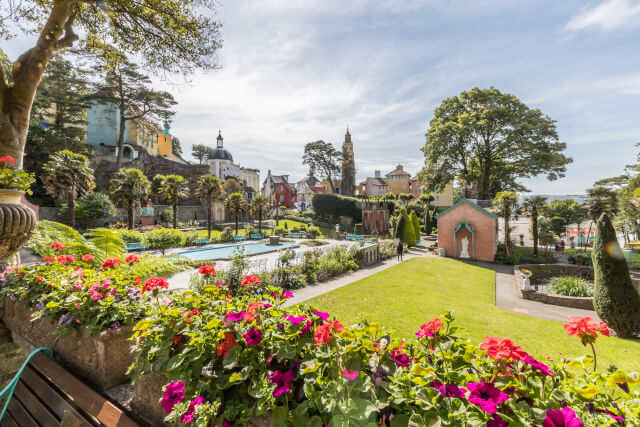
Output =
[
  {"x1": 195, "y1": 174, "x2": 224, "y2": 239},
  {"x1": 493, "y1": 191, "x2": 519, "y2": 258},
  {"x1": 225, "y1": 192, "x2": 247, "y2": 235},
  {"x1": 109, "y1": 168, "x2": 151, "y2": 229},
  {"x1": 41, "y1": 150, "x2": 95, "y2": 228},
  {"x1": 521, "y1": 196, "x2": 547, "y2": 257},
  {"x1": 251, "y1": 195, "x2": 269, "y2": 233},
  {"x1": 157, "y1": 174, "x2": 190, "y2": 229}
]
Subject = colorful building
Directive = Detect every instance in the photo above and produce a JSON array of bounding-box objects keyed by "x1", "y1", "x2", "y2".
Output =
[
  {"x1": 321, "y1": 178, "x2": 342, "y2": 194},
  {"x1": 297, "y1": 185, "x2": 325, "y2": 211},
  {"x1": 385, "y1": 165, "x2": 410, "y2": 195},
  {"x1": 273, "y1": 182, "x2": 297, "y2": 208},
  {"x1": 409, "y1": 178, "x2": 455, "y2": 208},
  {"x1": 207, "y1": 131, "x2": 260, "y2": 198},
  {"x1": 359, "y1": 171, "x2": 387, "y2": 197}
]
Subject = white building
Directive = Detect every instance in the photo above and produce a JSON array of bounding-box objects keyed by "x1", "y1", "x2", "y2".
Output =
[{"x1": 207, "y1": 131, "x2": 259, "y2": 197}]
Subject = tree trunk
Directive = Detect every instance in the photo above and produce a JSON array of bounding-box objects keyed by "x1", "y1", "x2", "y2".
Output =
[
  {"x1": 235, "y1": 214, "x2": 239, "y2": 235},
  {"x1": 172, "y1": 203, "x2": 178, "y2": 229},
  {"x1": 504, "y1": 213, "x2": 511, "y2": 257},
  {"x1": 67, "y1": 196, "x2": 76, "y2": 229},
  {"x1": 128, "y1": 201, "x2": 134, "y2": 230},
  {"x1": 207, "y1": 202, "x2": 212, "y2": 239},
  {"x1": 585, "y1": 221, "x2": 593, "y2": 251},
  {"x1": 479, "y1": 166, "x2": 491, "y2": 200},
  {"x1": 116, "y1": 110, "x2": 126, "y2": 171},
  {"x1": 258, "y1": 211, "x2": 262, "y2": 233},
  {"x1": 532, "y1": 210, "x2": 539, "y2": 257}
]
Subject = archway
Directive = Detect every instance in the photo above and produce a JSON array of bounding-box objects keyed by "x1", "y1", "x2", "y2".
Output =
[
  {"x1": 453, "y1": 221, "x2": 475, "y2": 259},
  {"x1": 122, "y1": 145, "x2": 134, "y2": 159}
]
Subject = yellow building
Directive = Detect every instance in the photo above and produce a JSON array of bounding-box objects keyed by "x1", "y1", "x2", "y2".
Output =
[
  {"x1": 321, "y1": 178, "x2": 342, "y2": 194},
  {"x1": 384, "y1": 165, "x2": 410, "y2": 195}
]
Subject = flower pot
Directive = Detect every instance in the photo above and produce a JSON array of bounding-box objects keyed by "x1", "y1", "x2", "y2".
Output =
[
  {"x1": 2, "y1": 299, "x2": 134, "y2": 390},
  {"x1": 0, "y1": 189, "x2": 37, "y2": 267}
]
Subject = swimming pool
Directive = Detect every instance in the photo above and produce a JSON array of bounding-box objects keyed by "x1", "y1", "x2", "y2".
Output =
[{"x1": 179, "y1": 242, "x2": 298, "y2": 261}]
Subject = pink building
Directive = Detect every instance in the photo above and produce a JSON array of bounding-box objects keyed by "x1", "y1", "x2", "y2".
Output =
[{"x1": 436, "y1": 199, "x2": 498, "y2": 262}]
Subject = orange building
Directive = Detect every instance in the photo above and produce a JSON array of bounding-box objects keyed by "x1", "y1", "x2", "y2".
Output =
[{"x1": 385, "y1": 165, "x2": 410, "y2": 195}]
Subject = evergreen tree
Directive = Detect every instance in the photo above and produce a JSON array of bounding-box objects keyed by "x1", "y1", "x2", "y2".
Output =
[
  {"x1": 192, "y1": 144, "x2": 210, "y2": 164},
  {"x1": 592, "y1": 213, "x2": 640, "y2": 338},
  {"x1": 403, "y1": 210, "x2": 415, "y2": 247},
  {"x1": 395, "y1": 210, "x2": 407, "y2": 241},
  {"x1": 410, "y1": 210, "x2": 421, "y2": 243},
  {"x1": 424, "y1": 208, "x2": 431, "y2": 235}
]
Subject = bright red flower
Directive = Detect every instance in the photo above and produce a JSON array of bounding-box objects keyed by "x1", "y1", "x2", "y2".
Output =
[
  {"x1": 134, "y1": 277, "x2": 142, "y2": 286},
  {"x1": 50, "y1": 241, "x2": 66, "y2": 250},
  {"x1": 216, "y1": 332, "x2": 237, "y2": 358},
  {"x1": 0, "y1": 156, "x2": 15, "y2": 164},
  {"x1": 101, "y1": 258, "x2": 121, "y2": 269},
  {"x1": 41, "y1": 256, "x2": 55, "y2": 263},
  {"x1": 332, "y1": 320, "x2": 344, "y2": 332},
  {"x1": 480, "y1": 337, "x2": 527, "y2": 361},
  {"x1": 125, "y1": 254, "x2": 140, "y2": 264},
  {"x1": 82, "y1": 254, "x2": 95, "y2": 262},
  {"x1": 56, "y1": 255, "x2": 76, "y2": 264},
  {"x1": 240, "y1": 275, "x2": 261, "y2": 287},
  {"x1": 142, "y1": 277, "x2": 169, "y2": 293},
  {"x1": 198, "y1": 264, "x2": 216, "y2": 275},
  {"x1": 564, "y1": 317, "x2": 609, "y2": 346},
  {"x1": 416, "y1": 318, "x2": 444, "y2": 338},
  {"x1": 35, "y1": 276, "x2": 44, "y2": 283},
  {"x1": 314, "y1": 323, "x2": 333, "y2": 345}
]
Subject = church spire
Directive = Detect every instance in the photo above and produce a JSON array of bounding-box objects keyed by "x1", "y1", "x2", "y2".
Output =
[{"x1": 217, "y1": 130, "x2": 223, "y2": 148}]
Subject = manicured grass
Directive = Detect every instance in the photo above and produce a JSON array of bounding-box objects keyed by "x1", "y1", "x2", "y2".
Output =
[
  {"x1": 305, "y1": 257, "x2": 640, "y2": 372},
  {"x1": 194, "y1": 220, "x2": 330, "y2": 239},
  {"x1": 565, "y1": 248, "x2": 640, "y2": 270}
]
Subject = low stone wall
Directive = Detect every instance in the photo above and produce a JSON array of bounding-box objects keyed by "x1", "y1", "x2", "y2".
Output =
[
  {"x1": 2, "y1": 299, "x2": 134, "y2": 390},
  {"x1": 513, "y1": 265, "x2": 594, "y2": 311}
]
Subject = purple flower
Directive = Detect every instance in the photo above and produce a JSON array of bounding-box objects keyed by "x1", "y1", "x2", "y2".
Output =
[
  {"x1": 9, "y1": 295, "x2": 16, "y2": 301},
  {"x1": 277, "y1": 323, "x2": 284, "y2": 330},
  {"x1": 160, "y1": 381, "x2": 185, "y2": 414},
  {"x1": 466, "y1": 382, "x2": 508, "y2": 414},
  {"x1": 113, "y1": 294, "x2": 120, "y2": 302},
  {"x1": 283, "y1": 314, "x2": 307, "y2": 324},
  {"x1": 431, "y1": 381, "x2": 466, "y2": 398},
  {"x1": 111, "y1": 321, "x2": 121, "y2": 329},
  {"x1": 371, "y1": 367, "x2": 389, "y2": 386},
  {"x1": 243, "y1": 327, "x2": 263, "y2": 345},
  {"x1": 268, "y1": 370, "x2": 295, "y2": 397},
  {"x1": 524, "y1": 355, "x2": 555, "y2": 376},
  {"x1": 542, "y1": 407, "x2": 583, "y2": 427},
  {"x1": 595, "y1": 409, "x2": 624, "y2": 424},
  {"x1": 57, "y1": 314, "x2": 74, "y2": 326},
  {"x1": 35, "y1": 300, "x2": 44, "y2": 310},
  {"x1": 299, "y1": 320, "x2": 313, "y2": 338},
  {"x1": 487, "y1": 414, "x2": 508, "y2": 427},
  {"x1": 390, "y1": 349, "x2": 410, "y2": 367},
  {"x1": 226, "y1": 311, "x2": 246, "y2": 322},
  {"x1": 313, "y1": 310, "x2": 329, "y2": 321},
  {"x1": 263, "y1": 303, "x2": 273, "y2": 309},
  {"x1": 180, "y1": 395, "x2": 206, "y2": 424}
]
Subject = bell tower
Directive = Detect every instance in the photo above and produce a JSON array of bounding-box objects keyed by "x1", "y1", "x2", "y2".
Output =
[{"x1": 341, "y1": 127, "x2": 356, "y2": 196}]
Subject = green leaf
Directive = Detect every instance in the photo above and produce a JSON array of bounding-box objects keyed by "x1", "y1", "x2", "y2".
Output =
[
  {"x1": 272, "y1": 405, "x2": 288, "y2": 426},
  {"x1": 222, "y1": 345, "x2": 240, "y2": 370}
]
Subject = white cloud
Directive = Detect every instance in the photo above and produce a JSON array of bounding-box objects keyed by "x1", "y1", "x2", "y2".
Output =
[{"x1": 565, "y1": 0, "x2": 640, "y2": 31}]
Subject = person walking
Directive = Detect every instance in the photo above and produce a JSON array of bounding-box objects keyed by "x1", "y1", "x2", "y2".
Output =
[
  {"x1": 559, "y1": 239, "x2": 565, "y2": 255},
  {"x1": 396, "y1": 241, "x2": 404, "y2": 261}
]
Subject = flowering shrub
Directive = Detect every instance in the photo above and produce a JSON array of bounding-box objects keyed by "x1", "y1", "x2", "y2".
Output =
[
  {"x1": 0, "y1": 255, "x2": 178, "y2": 335},
  {"x1": 0, "y1": 155, "x2": 35, "y2": 193},
  {"x1": 129, "y1": 286, "x2": 640, "y2": 426}
]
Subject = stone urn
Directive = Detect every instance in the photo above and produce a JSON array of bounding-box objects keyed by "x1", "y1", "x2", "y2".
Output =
[{"x1": 0, "y1": 189, "x2": 37, "y2": 267}]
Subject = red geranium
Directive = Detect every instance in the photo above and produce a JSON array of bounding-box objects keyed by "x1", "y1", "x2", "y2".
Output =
[
  {"x1": 0, "y1": 156, "x2": 16, "y2": 164},
  {"x1": 35, "y1": 276, "x2": 44, "y2": 283},
  {"x1": 216, "y1": 332, "x2": 237, "y2": 358},
  {"x1": 416, "y1": 318, "x2": 444, "y2": 338},
  {"x1": 480, "y1": 337, "x2": 527, "y2": 361},
  {"x1": 82, "y1": 254, "x2": 95, "y2": 262},
  {"x1": 198, "y1": 265, "x2": 216, "y2": 275},
  {"x1": 142, "y1": 276, "x2": 169, "y2": 293},
  {"x1": 101, "y1": 258, "x2": 121, "y2": 269},
  {"x1": 564, "y1": 316, "x2": 609, "y2": 346},
  {"x1": 50, "y1": 241, "x2": 66, "y2": 250},
  {"x1": 125, "y1": 254, "x2": 141, "y2": 264},
  {"x1": 41, "y1": 256, "x2": 55, "y2": 263},
  {"x1": 314, "y1": 323, "x2": 332, "y2": 345},
  {"x1": 56, "y1": 255, "x2": 76, "y2": 264},
  {"x1": 240, "y1": 275, "x2": 261, "y2": 287}
]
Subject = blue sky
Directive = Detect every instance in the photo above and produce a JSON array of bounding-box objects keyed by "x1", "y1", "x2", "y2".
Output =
[{"x1": 4, "y1": 0, "x2": 640, "y2": 194}]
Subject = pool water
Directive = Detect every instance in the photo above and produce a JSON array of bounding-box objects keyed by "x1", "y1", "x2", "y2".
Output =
[{"x1": 179, "y1": 242, "x2": 297, "y2": 261}]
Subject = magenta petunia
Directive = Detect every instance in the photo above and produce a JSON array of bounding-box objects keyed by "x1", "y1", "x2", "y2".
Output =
[
  {"x1": 225, "y1": 311, "x2": 246, "y2": 322},
  {"x1": 160, "y1": 381, "x2": 185, "y2": 413},
  {"x1": 341, "y1": 370, "x2": 359, "y2": 381},
  {"x1": 431, "y1": 381, "x2": 466, "y2": 399},
  {"x1": 299, "y1": 320, "x2": 313, "y2": 338},
  {"x1": 282, "y1": 290, "x2": 294, "y2": 299},
  {"x1": 595, "y1": 409, "x2": 624, "y2": 424},
  {"x1": 542, "y1": 407, "x2": 583, "y2": 427},
  {"x1": 268, "y1": 370, "x2": 295, "y2": 397},
  {"x1": 466, "y1": 382, "x2": 508, "y2": 414},
  {"x1": 283, "y1": 314, "x2": 308, "y2": 324},
  {"x1": 313, "y1": 310, "x2": 330, "y2": 321},
  {"x1": 524, "y1": 354, "x2": 556, "y2": 376},
  {"x1": 180, "y1": 395, "x2": 206, "y2": 424},
  {"x1": 487, "y1": 414, "x2": 509, "y2": 427},
  {"x1": 390, "y1": 349, "x2": 411, "y2": 367},
  {"x1": 243, "y1": 327, "x2": 263, "y2": 345}
]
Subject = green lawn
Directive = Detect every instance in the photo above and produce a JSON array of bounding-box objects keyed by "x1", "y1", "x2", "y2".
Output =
[
  {"x1": 195, "y1": 220, "x2": 331, "y2": 239},
  {"x1": 565, "y1": 248, "x2": 640, "y2": 270},
  {"x1": 305, "y1": 257, "x2": 640, "y2": 372}
]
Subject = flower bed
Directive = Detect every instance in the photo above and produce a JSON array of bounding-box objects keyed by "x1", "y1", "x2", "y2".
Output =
[
  {"x1": 129, "y1": 275, "x2": 639, "y2": 426},
  {"x1": 515, "y1": 265, "x2": 595, "y2": 310}
]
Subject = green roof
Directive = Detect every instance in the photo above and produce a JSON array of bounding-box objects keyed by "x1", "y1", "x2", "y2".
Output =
[{"x1": 435, "y1": 199, "x2": 498, "y2": 220}]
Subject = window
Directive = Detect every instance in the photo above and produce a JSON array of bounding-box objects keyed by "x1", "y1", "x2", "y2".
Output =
[
  {"x1": 388, "y1": 186, "x2": 392, "y2": 190},
  {"x1": 402, "y1": 185, "x2": 406, "y2": 190},
  {"x1": 435, "y1": 195, "x2": 440, "y2": 201}
]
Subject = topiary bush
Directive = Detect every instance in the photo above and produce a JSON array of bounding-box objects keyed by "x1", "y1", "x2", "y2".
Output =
[
  {"x1": 116, "y1": 229, "x2": 144, "y2": 244},
  {"x1": 59, "y1": 192, "x2": 118, "y2": 229},
  {"x1": 592, "y1": 213, "x2": 640, "y2": 338},
  {"x1": 220, "y1": 227, "x2": 234, "y2": 242},
  {"x1": 144, "y1": 228, "x2": 184, "y2": 256}
]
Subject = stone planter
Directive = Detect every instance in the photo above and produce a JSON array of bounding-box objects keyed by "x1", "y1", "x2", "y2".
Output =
[
  {"x1": 131, "y1": 371, "x2": 276, "y2": 427},
  {"x1": 0, "y1": 189, "x2": 37, "y2": 267},
  {"x1": 2, "y1": 299, "x2": 134, "y2": 390}
]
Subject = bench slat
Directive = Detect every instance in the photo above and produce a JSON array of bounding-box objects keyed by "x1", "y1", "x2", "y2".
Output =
[
  {"x1": 5, "y1": 396, "x2": 39, "y2": 427},
  {"x1": 21, "y1": 365, "x2": 92, "y2": 426},
  {"x1": 13, "y1": 381, "x2": 59, "y2": 426},
  {"x1": 0, "y1": 410, "x2": 21, "y2": 427},
  {"x1": 30, "y1": 353, "x2": 138, "y2": 427}
]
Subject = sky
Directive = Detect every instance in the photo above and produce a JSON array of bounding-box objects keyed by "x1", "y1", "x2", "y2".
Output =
[{"x1": 4, "y1": 0, "x2": 640, "y2": 194}]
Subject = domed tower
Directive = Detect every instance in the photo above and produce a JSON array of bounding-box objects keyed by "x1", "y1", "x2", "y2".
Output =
[
  {"x1": 341, "y1": 127, "x2": 356, "y2": 196},
  {"x1": 208, "y1": 130, "x2": 234, "y2": 179}
]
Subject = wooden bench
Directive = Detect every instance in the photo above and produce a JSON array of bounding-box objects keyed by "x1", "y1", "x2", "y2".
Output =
[
  {"x1": 124, "y1": 242, "x2": 146, "y2": 252},
  {"x1": 249, "y1": 233, "x2": 264, "y2": 240},
  {"x1": 1, "y1": 347, "x2": 138, "y2": 427}
]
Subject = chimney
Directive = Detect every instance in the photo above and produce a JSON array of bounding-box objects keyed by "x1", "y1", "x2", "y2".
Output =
[{"x1": 374, "y1": 170, "x2": 381, "y2": 178}]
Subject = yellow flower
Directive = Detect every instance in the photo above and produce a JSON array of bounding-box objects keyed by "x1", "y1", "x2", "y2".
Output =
[{"x1": 569, "y1": 383, "x2": 599, "y2": 398}]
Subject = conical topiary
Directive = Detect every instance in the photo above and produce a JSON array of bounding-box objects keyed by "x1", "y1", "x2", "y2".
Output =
[
  {"x1": 424, "y1": 208, "x2": 431, "y2": 234},
  {"x1": 592, "y1": 213, "x2": 640, "y2": 338},
  {"x1": 410, "y1": 210, "x2": 421, "y2": 243},
  {"x1": 403, "y1": 210, "x2": 415, "y2": 246},
  {"x1": 395, "y1": 212, "x2": 406, "y2": 241}
]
